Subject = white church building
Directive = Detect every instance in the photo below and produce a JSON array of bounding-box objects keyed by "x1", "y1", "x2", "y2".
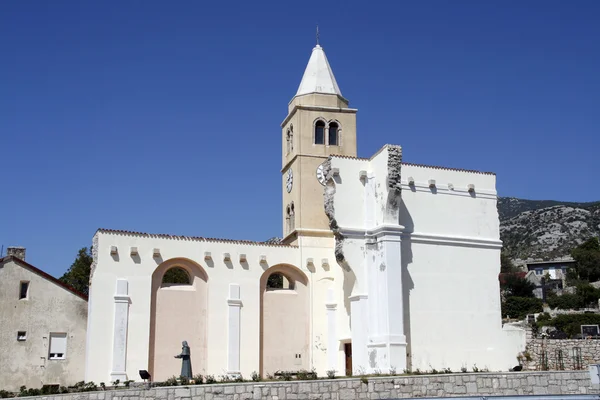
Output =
[{"x1": 85, "y1": 43, "x2": 523, "y2": 384}]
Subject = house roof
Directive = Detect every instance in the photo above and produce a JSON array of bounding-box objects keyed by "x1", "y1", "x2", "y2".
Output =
[
  {"x1": 498, "y1": 271, "x2": 527, "y2": 285},
  {"x1": 0, "y1": 255, "x2": 88, "y2": 301}
]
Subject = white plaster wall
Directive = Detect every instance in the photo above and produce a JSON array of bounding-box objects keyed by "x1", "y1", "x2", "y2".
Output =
[
  {"x1": 0, "y1": 259, "x2": 88, "y2": 391},
  {"x1": 329, "y1": 147, "x2": 516, "y2": 373},
  {"x1": 86, "y1": 231, "x2": 343, "y2": 383}
]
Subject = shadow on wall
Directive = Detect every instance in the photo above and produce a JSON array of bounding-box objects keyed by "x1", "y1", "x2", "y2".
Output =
[{"x1": 398, "y1": 199, "x2": 414, "y2": 370}]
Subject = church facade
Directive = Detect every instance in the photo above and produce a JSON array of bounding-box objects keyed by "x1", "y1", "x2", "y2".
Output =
[{"x1": 85, "y1": 44, "x2": 523, "y2": 384}]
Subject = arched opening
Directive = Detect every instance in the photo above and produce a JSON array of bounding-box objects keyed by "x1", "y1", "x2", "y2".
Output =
[
  {"x1": 286, "y1": 129, "x2": 292, "y2": 154},
  {"x1": 315, "y1": 120, "x2": 325, "y2": 145},
  {"x1": 328, "y1": 122, "x2": 339, "y2": 146},
  {"x1": 149, "y1": 259, "x2": 208, "y2": 381},
  {"x1": 290, "y1": 202, "x2": 295, "y2": 231},
  {"x1": 162, "y1": 267, "x2": 191, "y2": 285},
  {"x1": 286, "y1": 205, "x2": 291, "y2": 234},
  {"x1": 260, "y1": 265, "x2": 309, "y2": 376}
]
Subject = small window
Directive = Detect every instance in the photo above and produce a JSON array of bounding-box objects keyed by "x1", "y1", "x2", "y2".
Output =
[
  {"x1": 162, "y1": 267, "x2": 191, "y2": 285},
  {"x1": 266, "y1": 272, "x2": 293, "y2": 290},
  {"x1": 49, "y1": 333, "x2": 67, "y2": 360},
  {"x1": 315, "y1": 120, "x2": 325, "y2": 145},
  {"x1": 535, "y1": 269, "x2": 543, "y2": 275},
  {"x1": 19, "y1": 281, "x2": 29, "y2": 299},
  {"x1": 328, "y1": 122, "x2": 339, "y2": 146},
  {"x1": 17, "y1": 331, "x2": 27, "y2": 341}
]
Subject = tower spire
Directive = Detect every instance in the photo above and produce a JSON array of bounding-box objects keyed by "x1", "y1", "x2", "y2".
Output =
[{"x1": 316, "y1": 25, "x2": 320, "y2": 46}]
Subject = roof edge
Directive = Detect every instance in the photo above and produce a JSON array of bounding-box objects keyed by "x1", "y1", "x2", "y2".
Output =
[{"x1": 0, "y1": 256, "x2": 88, "y2": 301}]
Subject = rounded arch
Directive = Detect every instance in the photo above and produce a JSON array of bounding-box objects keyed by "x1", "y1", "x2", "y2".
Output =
[
  {"x1": 327, "y1": 119, "x2": 341, "y2": 146},
  {"x1": 149, "y1": 258, "x2": 208, "y2": 381},
  {"x1": 259, "y1": 264, "x2": 309, "y2": 376},
  {"x1": 313, "y1": 118, "x2": 326, "y2": 145}
]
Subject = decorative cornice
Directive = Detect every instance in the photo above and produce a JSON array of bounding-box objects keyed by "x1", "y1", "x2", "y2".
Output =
[
  {"x1": 348, "y1": 294, "x2": 368, "y2": 301},
  {"x1": 227, "y1": 299, "x2": 243, "y2": 307},
  {"x1": 403, "y1": 182, "x2": 497, "y2": 199},
  {"x1": 281, "y1": 104, "x2": 357, "y2": 127}
]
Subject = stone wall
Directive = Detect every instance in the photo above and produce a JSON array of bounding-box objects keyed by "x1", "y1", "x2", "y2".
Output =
[
  {"x1": 523, "y1": 338, "x2": 600, "y2": 371},
  {"x1": 20, "y1": 371, "x2": 598, "y2": 400}
]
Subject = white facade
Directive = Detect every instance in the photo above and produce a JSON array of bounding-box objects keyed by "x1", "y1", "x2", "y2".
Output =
[
  {"x1": 0, "y1": 255, "x2": 88, "y2": 391},
  {"x1": 85, "y1": 43, "x2": 524, "y2": 384}
]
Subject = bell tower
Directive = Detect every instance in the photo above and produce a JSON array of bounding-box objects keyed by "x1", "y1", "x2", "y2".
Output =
[{"x1": 281, "y1": 44, "x2": 357, "y2": 245}]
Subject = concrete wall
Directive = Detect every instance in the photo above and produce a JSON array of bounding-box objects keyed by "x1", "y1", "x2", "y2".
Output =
[
  {"x1": 0, "y1": 258, "x2": 88, "y2": 391},
  {"x1": 18, "y1": 371, "x2": 599, "y2": 400}
]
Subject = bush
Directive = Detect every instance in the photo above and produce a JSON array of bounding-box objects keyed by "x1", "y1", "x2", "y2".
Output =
[
  {"x1": 501, "y1": 296, "x2": 543, "y2": 319},
  {"x1": 547, "y1": 292, "x2": 582, "y2": 310},
  {"x1": 537, "y1": 313, "x2": 600, "y2": 338}
]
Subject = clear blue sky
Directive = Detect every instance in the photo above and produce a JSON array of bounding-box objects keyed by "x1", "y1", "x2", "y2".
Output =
[{"x1": 1, "y1": 1, "x2": 599, "y2": 277}]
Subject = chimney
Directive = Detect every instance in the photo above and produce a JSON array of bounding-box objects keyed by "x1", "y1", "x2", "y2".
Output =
[{"x1": 6, "y1": 247, "x2": 26, "y2": 261}]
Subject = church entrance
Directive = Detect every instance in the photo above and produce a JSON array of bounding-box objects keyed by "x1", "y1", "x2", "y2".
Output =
[
  {"x1": 259, "y1": 265, "x2": 309, "y2": 377},
  {"x1": 344, "y1": 343, "x2": 352, "y2": 376},
  {"x1": 148, "y1": 259, "x2": 208, "y2": 382}
]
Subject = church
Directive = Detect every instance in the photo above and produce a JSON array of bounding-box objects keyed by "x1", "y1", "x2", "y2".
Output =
[{"x1": 84, "y1": 43, "x2": 523, "y2": 384}]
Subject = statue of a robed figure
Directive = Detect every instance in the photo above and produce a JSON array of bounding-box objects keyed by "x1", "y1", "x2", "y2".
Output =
[{"x1": 174, "y1": 341, "x2": 192, "y2": 378}]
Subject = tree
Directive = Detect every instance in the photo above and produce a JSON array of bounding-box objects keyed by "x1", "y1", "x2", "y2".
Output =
[
  {"x1": 501, "y1": 274, "x2": 536, "y2": 298},
  {"x1": 571, "y1": 237, "x2": 600, "y2": 282},
  {"x1": 59, "y1": 247, "x2": 93, "y2": 296},
  {"x1": 500, "y1": 252, "x2": 518, "y2": 273}
]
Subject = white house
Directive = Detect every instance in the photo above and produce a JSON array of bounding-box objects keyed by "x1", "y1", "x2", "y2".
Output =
[
  {"x1": 0, "y1": 248, "x2": 88, "y2": 391},
  {"x1": 85, "y1": 43, "x2": 524, "y2": 384}
]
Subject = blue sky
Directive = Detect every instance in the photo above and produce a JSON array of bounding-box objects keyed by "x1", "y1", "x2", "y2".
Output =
[{"x1": 1, "y1": 1, "x2": 599, "y2": 277}]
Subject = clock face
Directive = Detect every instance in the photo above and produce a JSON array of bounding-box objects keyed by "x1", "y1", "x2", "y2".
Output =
[
  {"x1": 316, "y1": 163, "x2": 326, "y2": 186},
  {"x1": 286, "y1": 168, "x2": 293, "y2": 193}
]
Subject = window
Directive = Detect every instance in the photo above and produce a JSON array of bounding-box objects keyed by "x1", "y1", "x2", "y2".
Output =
[
  {"x1": 315, "y1": 120, "x2": 325, "y2": 145},
  {"x1": 162, "y1": 267, "x2": 191, "y2": 285},
  {"x1": 290, "y1": 203, "x2": 295, "y2": 231},
  {"x1": 49, "y1": 333, "x2": 67, "y2": 360},
  {"x1": 328, "y1": 122, "x2": 339, "y2": 146},
  {"x1": 286, "y1": 205, "x2": 291, "y2": 233},
  {"x1": 17, "y1": 331, "x2": 27, "y2": 341},
  {"x1": 266, "y1": 272, "x2": 293, "y2": 290},
  {"x1": 19, "y1": 281, "x2": 29, "y2": 299},
  {"x1": 535, "y1": 268, "x2": 543, "y2": 275}
]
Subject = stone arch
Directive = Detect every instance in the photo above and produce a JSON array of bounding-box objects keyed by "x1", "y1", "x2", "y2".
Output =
[
  {"x1": 149, "y1": 258, "x2": 208, "y2": 381},
  {"x1": 259, "y1": 264, "x2": 309, "y2": 376},
  {"x1": 327, "y1": 119, "x2": 341, "y2": 146},
  {"x1": 314, "y1": 118, "x2": 327, "y2": 145}
]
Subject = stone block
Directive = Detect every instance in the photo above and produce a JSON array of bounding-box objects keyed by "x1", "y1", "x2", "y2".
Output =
[
  {"x1": 369, "y1": 393, "x2": 379, "y2": 400},
  {"x1": 224, "y1": 387, "x2": 235, "y2": 395},
  {"x1": 339, "y1": 389, "x2": 355, "y2": 400},
  {"x1": 532, "y1": 386, "x2": 548, "y2": 395},
  {"x1": 466, "y1": 382, "x2": 477, "y2": 394}
]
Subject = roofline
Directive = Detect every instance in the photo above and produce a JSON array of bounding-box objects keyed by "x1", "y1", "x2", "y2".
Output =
[
  {"x1": 526, "y1": 259, "x2": 576, "y2": 266},
  {"x1": 330, "y1": 153, "x2": 496, "y2": 176},
  {"x1": 96, "y1": 228, "x2": 298, "y2": 248},
  {"x1": 0, "y1": 256, "x2": 88, "y2": 301}
]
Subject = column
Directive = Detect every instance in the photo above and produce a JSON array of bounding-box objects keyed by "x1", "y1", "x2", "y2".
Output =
[
  {"x1": 325, "y1": 288, "x2": 337, "y2": 372},
  {"x1": 227, "y1": 283, "x2": 242, "y2": 376},
  {"x1": 110, "y1": 279, "x2": 130, "y2": 381},
  {"x1": 349, "y1": 294, "x2": 368, "y2": 375}
]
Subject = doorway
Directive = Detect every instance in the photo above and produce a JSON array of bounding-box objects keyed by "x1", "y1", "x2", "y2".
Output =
[{"x1": 344, "y1": 343, "x2": 352, "y2": 376}]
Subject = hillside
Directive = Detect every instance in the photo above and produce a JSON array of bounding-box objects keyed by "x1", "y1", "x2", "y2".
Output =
[{"x1": 498, "y1": 197, "x2": 600, "y2": 261}]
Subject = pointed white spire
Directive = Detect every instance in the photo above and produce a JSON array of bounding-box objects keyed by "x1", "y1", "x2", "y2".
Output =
[{"x1": 295, "y1": 45, "x2": 343, "y2": 98}]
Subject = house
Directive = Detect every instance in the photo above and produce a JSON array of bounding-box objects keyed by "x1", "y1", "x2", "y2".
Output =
[{"x1": 0, "y1": 248, "x2": 88, "y2": 391}]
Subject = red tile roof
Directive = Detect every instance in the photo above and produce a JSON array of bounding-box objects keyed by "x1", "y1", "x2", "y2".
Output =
[
  {"x1": 97, "y1": 228, "x2": 298, "y2": 248},
  {"x1": 0, "y1": 256, "x2": 88, "y2": 301}
]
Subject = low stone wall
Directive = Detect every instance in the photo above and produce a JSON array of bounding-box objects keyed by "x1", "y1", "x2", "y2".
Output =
[
  {"x1": 21, "y1": 371, "x2": 598, "y2": 400},
  {"x1": 524, "y1": 338, "x2": 600, "y2": 370}
]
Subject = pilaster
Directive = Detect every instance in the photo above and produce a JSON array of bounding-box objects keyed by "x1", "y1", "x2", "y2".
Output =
[
  {"x1": 110, "y1": 279, "x2": 130, "y2": 381},
  {"x1": 325, "y1": 288, "x2": 337, "y2": 372},
  {"x1": 227, "y1": 284, "x2": 242, "y2": 375},
  {"x1": 349, "y1": 294, "x2": 368, "y2": 375}
]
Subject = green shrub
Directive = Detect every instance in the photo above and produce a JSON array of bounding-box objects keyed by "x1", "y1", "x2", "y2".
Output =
[
  {"x1": 547, "y1": 292, "x2": 582, "y2": 310},
  {"x1": 537, "y1": 313, "x2": 600, "y2": 338},
  {"x1": 251, "y1": 371, "x2": 261, "y2": 382},
  {"x1": 501, "y1": 296, "x2": 543, "y2": 319}
]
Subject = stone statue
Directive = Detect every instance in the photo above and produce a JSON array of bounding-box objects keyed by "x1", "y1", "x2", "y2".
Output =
[{"x1": 174, "y1": 341, "x2": 192, "y2": 378}]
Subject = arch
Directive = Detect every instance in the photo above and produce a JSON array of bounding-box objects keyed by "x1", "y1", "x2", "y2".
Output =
[
  {"x1": 286, "y1": 204, "x2": 292, "y2": 234},
  {"x1": 162, "y1": 266, "x2": 191, "y2": 285},
  {"x1": 328, "y1": 121, "x2": 340, "y2": 146},
  {"x1": 290, "y1": 202, "x2": 295, "y2": 231},
  {"x1": 259, "y1": 264, "x2": 309, "y2": 376},
  {"x1": 289, "y1": 124, "x2": 294, "y2": 152},
  {"x1": 148, "y1": 258, "x2": 208, "y2": 381},
  {"x1": 314, "y1": 119, "x2": 326, "y2": 145}
]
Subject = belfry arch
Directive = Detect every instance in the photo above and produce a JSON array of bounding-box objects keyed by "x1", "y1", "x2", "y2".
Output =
[
  {"x1": 148, "y1": 258, "x2": 208, "y2": 381},
  {"x1": 259, "y1": 264, "x2": 309, "y2": 376}
]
